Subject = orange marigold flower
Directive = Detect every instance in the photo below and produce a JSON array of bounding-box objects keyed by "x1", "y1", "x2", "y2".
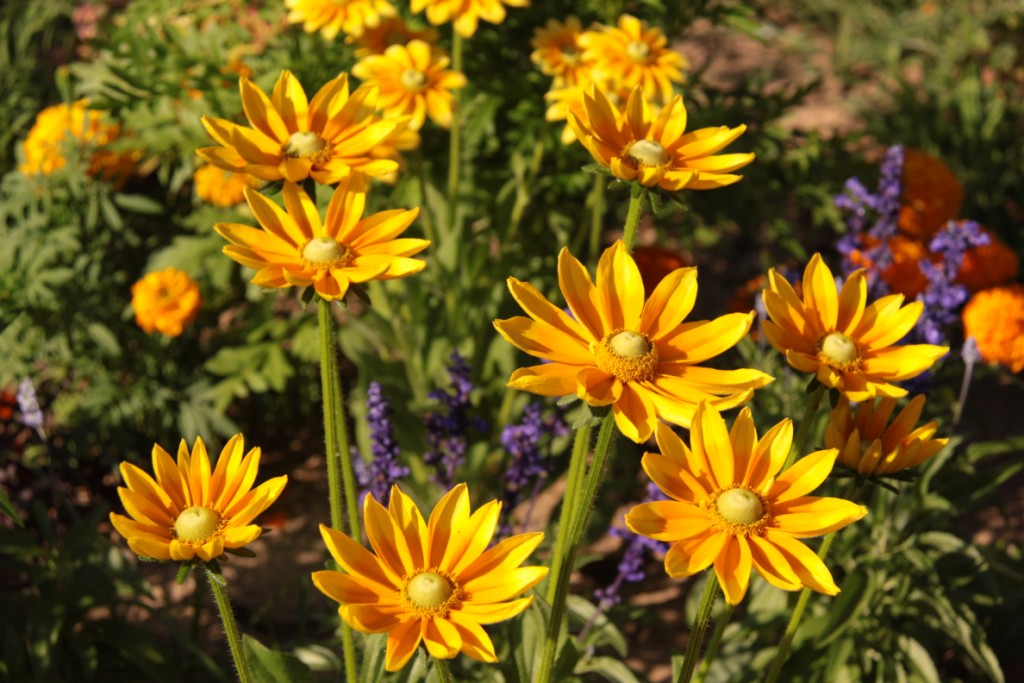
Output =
[
  {"x1": 411, "y1": 0, "x2": 529, "y2": 38},
  {"x1": 20, "y1": 100, "x2": 137, "y2": 182},
  {"x1": 349, "y1": 16, "x2": 439, "y2": 58},
  {"x1": 131, "y1": 268, "x2": 202, "y2": 337},
  {"x1": 879, "y1": 234, "x2": 932, "y2": 299},
  {"x1": 193, "y1": 164, "x2": 260, "y2": 207},
  {"x1": 962, "y1": 284, "x2": 1024, "y2": 373},
  {"x1": 531, "y1": 16, "x2": 592, "y2": 88},
  {"x1": 898, "y1": 148, "x2": 963, "y2": 240},
  {"x1": 957, "y1": 226, "x2": 1019, "y2": 293},
  {"x1": 285, "y1": 0, "x2": 396, "y2": 40}
]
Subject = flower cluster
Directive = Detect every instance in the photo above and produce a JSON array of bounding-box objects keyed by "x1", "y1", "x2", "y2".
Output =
[
  {"x1": 193, "y1": 164, "x2": 259, "y2": 207},
  {"x1": 499, "y1": 402, "x2": 568, "y2": 534},
  {"x1": 962, "y1": 284, "x2": 1024, "y2": 373},
  {"x1": 354, "y1": 382, "x2": 409, "y2": 505},
  {"x1": 130, "y1": 268, "x2": 203, "y2": 337},
  {"x1": 424, "y1": 352, "x2": 487, "y2": 487}
]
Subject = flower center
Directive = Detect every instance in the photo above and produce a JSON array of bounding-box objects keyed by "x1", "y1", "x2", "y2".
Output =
[
  {"x1": 715, "y1": 488, "x2": 764, "y2": 525},
  {"x1": 626, "y1": 139, "x2": 670, "y2": 168},
  {"x1": 283, "y1": 131, "x2": 328, "y2": 160},
  {"x1": 173, "y1": 506, "x2": 222, "y2": 545},
  {"x1": 302, "y1": 237, "x2": 352, "y2": 267},
  {"x1": 625, "y1": 40, "x2": 652, "y2": 63},
  {"x1": 401, "y1": 569, "x2": 464, "y2": 618},
  {"x1": 561, "y1": 45, "x2": 581, "y2": 65},
  {"x1": 818, "y1": 331, "x2": 860, "y2": 369},
  {"x1": 593, "y1": 329, "x2": 659, "y2": 383},
  {"x1": 399, "y1": 69, "x2": 427, "y2": 91}
]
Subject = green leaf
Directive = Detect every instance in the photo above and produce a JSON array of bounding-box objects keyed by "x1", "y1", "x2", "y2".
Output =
[
  {"x1": 576, "y1": 656, "x2": 641, "y2": 683},
  {"x1": 113, "y1": 193, "x2": 165, "y2": 214},
  {"x1": 242, "y1": 635, "x2": 315, "y2": 683},
  {"x1": 359, "y1": 633, "x2": 387, "y2": 683},
  {"x1": 0, "y1": 486, "x2": 24, "y2": 527},
  {"x1": 818, "y1": 568, "x2": 875, "y2": 645},
  {"x1": 581, "y1": 163, "x2": 611, "y2": 175},
  {"x1": 175, "y1": 563, "x2": 194, "y2": 585},
  {"x1": 899, "y1": 636, "x2": 941, "y2": 683}
]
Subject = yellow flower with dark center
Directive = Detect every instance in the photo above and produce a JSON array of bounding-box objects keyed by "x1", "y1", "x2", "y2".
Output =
[
  {"x1": 411, "y1": 0, "x2": 529, "y2": 38},
  {"x1": 352, "y1": 40, "x2": 467, "y2": 130},
  {"x1": 285, "y1": 0, "x2": 396, "y2": 40},
  {"x1": 825, "y1": 395, "x2": 947, "y2": 476},
  {"x1": 131, "y1": 268, "x2": 202, "y2": 337},
  {"x1": 578, "y1": 14, "x2": 687, "y2": 104},
  {"x1": 531, "y1": 16, "x2": 592, "y2": 88},
  {"x1": 626, "y1": 403, "x2": 867, "y2": 605},
  {"x1": 962, "y1": 284, "x2": 1024, "y2": 373},
  {"x1": 214, "y1": 174, "x2": 427, "y2": 301},
  {"x1": 109, "y1": 435, "x2": 287, "y2": 562},
  {"x1": 193, "y1": 164, "x2": 260, "y2": 207},
  {"x1": 198, "y1": 70, "x2": 409, "y2": 185},
  {"x1": 494, "y1": 241, "x2": 773, "y2": 443},
  {"x1": 762, "y1": 253, "x2": 948, "y2": 401},
  {"x1": 313, "y1": 484, "x2": 547, "y2": 672},
  {"x1": 349, "y1": 16, "x2": 439, "y2": 58},
  {"x1": 569, "y1": 84, "x2": 754, "y2": 191}
]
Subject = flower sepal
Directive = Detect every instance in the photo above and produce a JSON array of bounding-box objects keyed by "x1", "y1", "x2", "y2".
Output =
[
  {"x1": 831, "y1": 464, "x2": 920, "y2": 494},
  {"x1": 176, "y1": 560, "x2": 199, "y2": 585},
  {"x1": 581, "y1": 163, "x2": 612, "y2": 176},
  {"x1": 568, "y1": 401, "x2": 609, "y2": 430},
  {"x1": 224, "y1": 546, "x2": 258, "y2": 559}
]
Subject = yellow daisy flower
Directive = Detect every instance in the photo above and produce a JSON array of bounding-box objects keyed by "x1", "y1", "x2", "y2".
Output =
[
  {"x1": 761, "y1": 254, "x2": 949, "y2": 401},
  {"x1": 198, "y1": 70, "x2": 409, "y2": 185},
  {"x1": 411, "y1": 0, "x2": 529, "y2": 38},
  {"x1": 493, "y1": 241, "x2": 773, "y2": 443},
  {"x1": 825, "y1": 395, "x2": 948, "y2": 476},
  {"x1": 131, "y1": 268, "x2": 202, "y2": 337},
  {"x1": 285, "y1": 0, "x2": 396, "y2": 40},
  {"x1": 352, "y1": 40, "x2": 467, "y2": 130},
  {"x1": 578, "y1": 14, "x2": 687, "y2": 104},
  {"x1": 110, "y1": 435, "x2": 287, "y2": 562},
  {"x1": 193, "y1": 164, "x2": 260, "y2": 207},
  {"x1": 349, "y1": 16, "x2": 440, "y2": 58},
  {"x1": 569, "y1": 84, "x2": 755, "y2": 191},
  {"x1": 214, "y1": 174, "x2": 427, "y2": 301},
  {"x1": 531, "y1": 16, "x2": 591, "y2": 88},
  {"x1": 313, "y1": 484, "x2": 547, "y2": 672},
  {"x1": 626, "y1": 404, "x2": 867, "y2": 605}
]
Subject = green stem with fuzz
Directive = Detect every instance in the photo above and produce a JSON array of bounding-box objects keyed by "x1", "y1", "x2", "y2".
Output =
[
  {"x1": 447, "y1": 30, "x2": 464, "y2": 229},
  {"x1": 204, "y1": 564, "x2": 253, "y2": 683},
  {"x1": 621, "y1": 183, "x2": 647, "y2": 252},
  {"x1": 434, "y1": 657, "x2": 455, "y2": 683},
  {"x1": 695, "y1": 603, "x2": 733, "y2": 683},
  {"x1": 544, "y1": 422, "x2": 593, "y2": 604},
  {"x1": 676, "y1": 574, "x2": 721, "y2": 683},
  {"x1": 785, "y1": 382, "x2": 828, "y2": 469},
  {"x1": 538, "y1": 412, "x2": 617, "y2": 683}
]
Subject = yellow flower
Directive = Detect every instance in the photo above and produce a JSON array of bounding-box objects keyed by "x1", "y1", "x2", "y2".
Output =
[
  {"x1": 626, "y1": 404, "x2": 867, "y2": 605},
  {"x1": 285, "y1": 0, "x2": 396, "y2": 40},
  {"x1": 349, "y1": 16, "x2": 440, "y2": 58},
  {"x1": 198, "y1": 71, "x2": 409, "y2": 185},
  {"x1": 531, "y1": 16, "x2": 592, "y2": 88},
  {"x1": 962, "y1": 284, "x2": 1024, "y2": 373},
  {"x1": 761, "y1": 254, "x2": 948, "y2": 401},
  {"x1": 313, "y1": 484, "x2": 547, "y2": 672},
  {"x1": 578, "y1": 14, "x2": 687, "y2": 104},
  {"x1": 411, "y1": 0, "x2": 529, "y2": 38},
  {"x1": 569, "y1": 84, "x2": 755, "y2": 191},
  {"x1": 825, "y1": 395, "x2": 948, "y2": 476},
  {"x1": 20, "y1": 99, "x2": 137, "y2": 182},
  {"x1": 214, "y1": 174, "x2": 427, "y2": 301},
  {"x1": 494, "y1": 241, "x2": 773, "y2": 443},
  {"x1": 110, "y1": 435, "x2": 287, "y2": 562},
  {"x1": 193, "y1": 164, "x2": 260, "y2": 207},
  {"x1": 352, "y1": 40, "x2": 467, "y2": 130},
  {"x1": 131, "y1": 268, "x2": 202, "y2": 337}
]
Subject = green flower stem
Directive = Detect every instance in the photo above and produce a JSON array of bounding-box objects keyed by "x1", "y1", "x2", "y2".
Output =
[
  {"x1": 544, "y1": 422, "x2": 593, "y2": 605},
  {"x1": 447, "y1": 30, "x2": 464, "y2": 229},
  {"x1": 621, "y1": 183, "x2": 647, "y2": 252},
  {"x1": 785, "y1": 382, "x2": 828, "y2": 469},
  {"x1": 414, "y1": 148, "x2": 437, "y2": 245},
  {"x1": 204, "y1": 564, "x2": 253, "y2": 683},
  {"x1": 507, "y1": 138, "x2": 546, "y2": 243},
  {"x1": 695, "y1": 603, "x2": 733, "y2": 683},
  {"x1": 434, "y1": 657, "x2": 455, "y2": 683},
  {"x1": 588, "y1": 174, "x2": 606, "y2": 260},
  {"x1": 538, "y1": 412, "x2": 617, "y2": 683},
  {"x1": 676, "y1": 574, "x2": 720, "y2": 683}
]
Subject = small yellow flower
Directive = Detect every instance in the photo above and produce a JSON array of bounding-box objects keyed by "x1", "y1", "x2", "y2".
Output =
[
  {"x1": 825, "y1": 395, "x2": 948, "y2": 476},
  {"x1": 285, "y1": 0, "x2": 396, "y2": 40},
  {"x1": 578, "y1": 14, "x2": 687, "y2": 104},
  {"x1": 110, "y1": 435, "x2": 287, "y2": 562},
  {"x1": 215, "y1": 174, "x2": 427, "y2": 301},
  {"x1": 313, "y1": 484, "x2": 547, "y2": 672},
  {"x1": 570, "y1": 84, "x2": 754, "y2": 191},
  {"x1": 131, "y1": 268, "x2": 202, "y2": 337},
  {"x1": 352, "y1": 40, "x2": 467, "y2": 130},
  {"x1": 349, "y1": 16, "x2": 439, "y2": 58},
  {"x1": 411, "y1": 0, "x2": 529, "y2": 38},
  {"x1": 626, "y1": 404, "x2": 867, "y2": 605},
  {"x1": 962, "y1": 284, "x2": 1024, "y2": 373},
  {"x1": 531, "y1": 16, "x2": 591, "y2": 88},
  {"x1": 198, "y1": 70, "x2": 409, "y2": 185},
  {"x1": 193, "y1": 164, "x2": 260, "y2": 207},
  {"x1": 761, "y1": 254, "x2": 949, "y2": 401},
  {"x1": 494, "y1": 241, "x2": 773, "y2": 443}
]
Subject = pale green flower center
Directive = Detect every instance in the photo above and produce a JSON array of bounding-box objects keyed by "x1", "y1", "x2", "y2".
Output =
[
  {"x1": 715, "y1": 488, "x2": 764, "y2": 525},
  {"x1": 400, "y1": 69, "x2": 427, "y2": 91},
  {"x1": 405, "y1": 572, "x2": 454, "y2": 609},
  {"x1": 610, "y1": 330, "x2": 651, "y2": 358},
  {"x1": 302, "y1": 237, "x2": 351, "y2": 267},
  {"x1": 283, "y1": 131, "x2": 327, "y2": 159},
  {"x1": 626, "y1": 40, "x2": 652, "y2": 63},
  {"x1": 819, "y1": 332, "x2": 859, "y2": 365},
  {"x1": 593, "y1": 329, "x2": 659, "y2": 384},
  {"x1": 561, "y1": 45, "x2": 581, "y2": 65},
  {"x1": 173, "y1": 506, "x2": 222, "y2": 544},
  {"x1": 626, "y1": 139, "x2": 670, "y2": 167}
]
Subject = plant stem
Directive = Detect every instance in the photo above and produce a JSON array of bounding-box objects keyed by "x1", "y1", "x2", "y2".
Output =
[
  {"x1": 446, "y1": 30, "x2": 464, "y2": 230},
  {"x1": 588, "y1": 174, "x2": 606, "y2": 260},
  {"x1": 434, "y1": 656, "x2": 455, "y2": 683},
  {"x1": 538, "y1": 412, "x2": 617, "y2": 683},
  {"x1": 784, "y1": 382, "x2": 828, "y2": 469},
  {"x1": 621, "y1": 183, "x2": 647, "y2": 252},
  {"x1": 543, "y1": 423, "x2": 593, "y2": 604},
  {"x1": 676, "y1": 574, "x2": 720, "y2": 683},
  {"x1": 695, "y1": 603, "x2": 733, "y2": 683},
  {"x1": 204, "y1": 564, "x2": 253, "y2": 683},
  {"x1": 414, "y1": 147, "x2": 437, "y2": 245}
]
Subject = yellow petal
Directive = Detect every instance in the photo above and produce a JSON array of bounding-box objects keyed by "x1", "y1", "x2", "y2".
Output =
[
  {"x1": 385, "y1": 618, "x2": 422, "y2": 672},
  {"x1": 714, "y1": 536, "x2": 752, "y2": 605},
  {"x1": 507, "y1": 363, "x2": 581, "y2": 397},
  {"x1": 557, "y1": 247, "x2": 605, "y2": 342},
  {"x1": 596, "y1": 241, "x2": 644, "y2": 332},
  {"x1": 657, "y1": 312, "x2": 754, "y2": 363},
  {"x1": 423, "y1": 618, "x2": 461, "y2": 659},
  {"x1": 612, "y1": 382, "x2": 658, "y2": 443},
  {"x1": 664, "y1": 530, "x2": 726, "y2": 577},
  {"x1": 448, "y1": 611, "x2": 499, "y2": 663},
  {"x1": 639, "y1": 267, "x2": 698, "y2": 340},
  {"x1": 457, "y1": 597, "x2": 533, "y2": 624},
  {"x1": 772, "y1": 496, "x2": 867, "y2": 537},
  {"x1": 625, "y1": 500, "x2": 712, "y2": 541},
  {"x1": 801, "y1": 254, "x2": 838, "y2": 337},
  {"x1": 426, "y1": 484, "x2": 471, "y2": 568},
  {"x1": 319, "y1": 524, "x2": 395, "y2": 592},
  {"x1": 770, "y1": 448, "x2": 838, "y2": 502}
]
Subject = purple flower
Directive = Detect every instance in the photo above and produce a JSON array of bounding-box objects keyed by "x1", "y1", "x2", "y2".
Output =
[
  {"x1": 423, "y1": 352, "x2": 487, "y2": 488},
  {"x1": 354, "y1": 382, "x2": 408, "y2": 506},
  {"x1": 498, "y1": 402, "x2": 568, "y2": 535}
]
